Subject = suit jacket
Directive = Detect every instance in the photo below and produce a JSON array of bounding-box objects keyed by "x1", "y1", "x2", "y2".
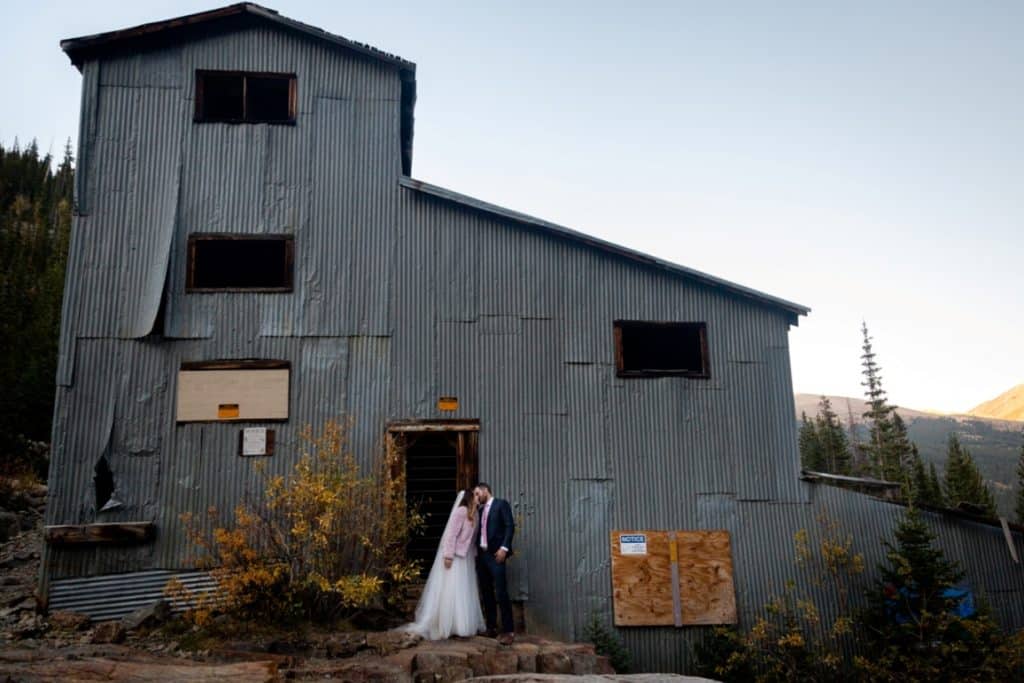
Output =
[
  {"x1": 442, "y1": 506, "x2": 476, "y2": 559},
  {"x1": 476, "y1": 497, "x2": 515, "y2": 555}
]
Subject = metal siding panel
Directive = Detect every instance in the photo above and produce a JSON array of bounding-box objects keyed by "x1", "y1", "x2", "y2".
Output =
[
  {"x1": 565, "y1": 364, "x2": 611, "y2": 479},
  {"x1": 347, "y1": 336, "x2": 391, "y2": 464}
]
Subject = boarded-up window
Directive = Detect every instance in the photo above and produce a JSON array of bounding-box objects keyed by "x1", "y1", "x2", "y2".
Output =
[
  {"x1": 187, "y1": 234, "x2": 294, "y2": 292},
  {"x1": 176, "y1": 361, "x2": 290, "y2": 423},
  {"x1": 195, "y1": 71, "x2": 296, "y2": 124},
  {"x1": 610, "y1": 529, "x2": 736, "y2": 626},
  {"x1": 613, "y1": 321, "x2": 709, "y2": 378}
]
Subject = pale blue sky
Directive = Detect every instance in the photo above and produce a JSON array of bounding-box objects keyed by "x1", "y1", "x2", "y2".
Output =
[{"x1": 3, "y1": 1, "x2": 1022, "y2": 413}]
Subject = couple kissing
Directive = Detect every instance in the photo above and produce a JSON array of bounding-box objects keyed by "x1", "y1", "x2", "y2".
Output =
[{"x1": 404, "y1": 483, "x2": 516, "y2": 644}]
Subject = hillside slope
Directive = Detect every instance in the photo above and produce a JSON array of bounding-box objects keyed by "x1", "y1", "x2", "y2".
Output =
[{"x1": 969, "y1": 384, "x2": 1024, "y2": 422}]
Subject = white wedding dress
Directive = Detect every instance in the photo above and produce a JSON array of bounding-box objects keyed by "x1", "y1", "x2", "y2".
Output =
[{"x1": 404, "y1": 491, "x2": 486, "y2": 639}]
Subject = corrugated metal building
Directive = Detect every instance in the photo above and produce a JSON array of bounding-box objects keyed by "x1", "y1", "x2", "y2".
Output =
[{"x1": 45, "y1": 3, "x2": 1023, "y2": 672}]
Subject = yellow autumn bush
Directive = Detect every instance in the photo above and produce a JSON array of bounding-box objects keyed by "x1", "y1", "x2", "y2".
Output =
[{"x1": 173, "y1": 418, "x2": 423, "y2": 623}]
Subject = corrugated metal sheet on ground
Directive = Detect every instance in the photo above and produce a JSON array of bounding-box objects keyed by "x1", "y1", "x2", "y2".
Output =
[{"x1": 49, "y1": 569, "x2": 219, "y2": 622}]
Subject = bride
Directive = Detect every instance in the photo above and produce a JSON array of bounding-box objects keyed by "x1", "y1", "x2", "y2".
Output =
[{"x1": 404, "y1": 488, "x2": 486, "y2": 639}]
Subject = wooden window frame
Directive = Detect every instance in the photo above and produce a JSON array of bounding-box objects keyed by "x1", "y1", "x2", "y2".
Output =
[
  {"x1": 186, "y1": 233, "x2": 295, "y2": 293},
  {"x1": 194, "y1": 70, "x2": 297, "y2": 125},
  {"x1": 613, "y1": 320, "x2": 710, "y2": 379}
]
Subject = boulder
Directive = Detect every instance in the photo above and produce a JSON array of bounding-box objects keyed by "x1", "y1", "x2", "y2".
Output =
[
  {"x1": 12, "y1": 614, "x2": 46, "y2": 639},
  {"x1": 120, "y1": 600, "x2": 170, "y2": 631},
  {"x1": 368, "y1": 630, "x2": 421, "y2": 655},
  {"x1": 536, "y1": 650, "x2": 572, "y2": 675},
  {"x1": 413, "y1": 665, "x2": 473, "y2": 683},
  {"x1": 595, "y1": 655, "x2": 616, "y2": 674},
  {"x1": 569, "y1": 650, "x2": 598, "y2": 675},
  {"x1": 511, "y1": 642, "x2": 539, "y2": 673},
  {"x1": 91, "y1": 620, "x2": 126, "y2": 644},
  {"x1": 0, "y1": 511, "x2": 19, "y2": 542},
  {"x1": 467, "y1": 649, "x2": 518, "y2": 677},
  {"x1": 49, "y1": 610, "x2": 91, "y2": 631},
  {"x1": 325, "y1": 632, "x2": 367, "y2": 658}
]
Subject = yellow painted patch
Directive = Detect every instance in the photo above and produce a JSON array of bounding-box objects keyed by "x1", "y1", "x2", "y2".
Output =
[
  {"x1": 218, "y1": 403, "x2": 240, "y2": 419},
  {"x1": 437, "y1": 396, "x2": 459, "y2": 411}
]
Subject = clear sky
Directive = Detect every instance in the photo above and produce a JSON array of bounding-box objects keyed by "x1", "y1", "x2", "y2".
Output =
[{"x1": 3, "y1": 1, "x2": 1022, "y2": 414}]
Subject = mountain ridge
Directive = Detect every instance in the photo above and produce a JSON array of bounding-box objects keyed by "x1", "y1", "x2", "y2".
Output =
[{"x1": 968, "y1": 384, "x2": 1024, "y2": 422}]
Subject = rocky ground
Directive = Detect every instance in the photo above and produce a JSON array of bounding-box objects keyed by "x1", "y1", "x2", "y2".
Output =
[{"x1": 0, "y1": 482, "x2": 708, "y2": 682}]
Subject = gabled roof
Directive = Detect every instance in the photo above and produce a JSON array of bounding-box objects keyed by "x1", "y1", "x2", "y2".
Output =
[
  {"x1": 60, "y1": 3, "x2": 417, "y2": 174},
  {"x1": 399, "y1": 177, "x2": 810, "y2": 323}
]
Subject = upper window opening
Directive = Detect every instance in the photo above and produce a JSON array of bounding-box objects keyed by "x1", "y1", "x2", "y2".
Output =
[
  {"x1": 195, "y1": 71, "x2": 296, "y2": 124},
  {"x1": 613, "y1": 321, "x2": 709, "y2": 378},
  {"x1": 187, "y1": 234, "x2": 294, "y2": 292}
]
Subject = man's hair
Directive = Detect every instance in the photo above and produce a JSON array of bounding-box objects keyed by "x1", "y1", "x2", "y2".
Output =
[{"x1": 474, "y1": 482, "x2": 492, "y2": 494}]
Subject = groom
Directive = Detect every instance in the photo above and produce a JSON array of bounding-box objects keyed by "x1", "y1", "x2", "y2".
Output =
[{"x1": 473, "y1": 482, "x2": 515, "y2": 645}]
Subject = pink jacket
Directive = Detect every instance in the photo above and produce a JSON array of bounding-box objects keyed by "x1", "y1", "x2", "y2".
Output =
[{"x1": 442, "y1": 507, "x2": 476, "y2": 559}]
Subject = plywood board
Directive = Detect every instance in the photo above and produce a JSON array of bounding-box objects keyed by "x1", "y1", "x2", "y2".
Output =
[
  {"x1": 610, "y1": 530, "x2": 675, "y2": 626},
  {"x1": 677, "y1": 530, "x2": 737, "y2": 625},
  {"x1": 176, "y1": 369, "x2": 289, "y2": 422},
  {"x1": 611, "y1": 529, "x2": 737, "y2": 627}
]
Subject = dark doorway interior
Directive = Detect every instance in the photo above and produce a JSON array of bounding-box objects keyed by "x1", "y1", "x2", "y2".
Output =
[{"x1": 397, "y1": 426, "x2": 479, "y2": 571}]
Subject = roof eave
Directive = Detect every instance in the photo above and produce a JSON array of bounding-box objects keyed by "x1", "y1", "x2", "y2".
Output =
[{"x1": 59, "y1": 3, "x2": 415, "y2": 75}]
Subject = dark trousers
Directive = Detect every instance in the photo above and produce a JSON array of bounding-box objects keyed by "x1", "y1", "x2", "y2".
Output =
[{"x1": 476, "y1": 551, "x2": 514, "y2": 634}]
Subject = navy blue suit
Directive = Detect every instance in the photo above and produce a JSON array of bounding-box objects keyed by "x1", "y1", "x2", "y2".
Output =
[{"x1": 475, "y1": 497, "x2": 515, "y2": 634}]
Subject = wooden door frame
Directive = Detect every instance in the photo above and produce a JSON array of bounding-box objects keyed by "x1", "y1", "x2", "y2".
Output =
[{"x1": 386, "y1": 420, "x2": 480, "y2": 490}]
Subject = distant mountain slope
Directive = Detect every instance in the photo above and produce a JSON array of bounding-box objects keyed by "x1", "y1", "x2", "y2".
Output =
[
  {"x1": 795, "y1": 393, "x2": 1023, "y2": 518},
  {"x1": 969, "y1": 384, "x2": 1024, "y2": 422}
]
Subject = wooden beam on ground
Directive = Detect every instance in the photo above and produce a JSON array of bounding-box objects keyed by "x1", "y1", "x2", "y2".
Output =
[{"x1": 45, "y1": 522, "x2": 155, "y2": 546}]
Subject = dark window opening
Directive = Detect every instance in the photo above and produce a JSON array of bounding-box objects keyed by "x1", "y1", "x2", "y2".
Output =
[
  {"x1": 195, "y1": 71, "x2": 296, "y2": 124},
  {"x1": 613, "y1": 321, "x2": 709, "y2": 378},
  {"x1": 94, "y1": 457, "x2": 114, "y2": 510},
  {"x1": 187, "y1": 234, "x2": 294, "y2": 292}
]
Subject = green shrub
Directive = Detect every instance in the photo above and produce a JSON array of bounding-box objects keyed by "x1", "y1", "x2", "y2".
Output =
[{"x1": 583, "y1": 613, "x2": 632, "y2": 673}]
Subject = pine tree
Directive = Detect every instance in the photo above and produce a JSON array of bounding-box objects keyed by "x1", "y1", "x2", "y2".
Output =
[
  {"x1": 926, "y1": 462, "x2": 944, "y2": 508},
  {"x1": 907, "y1": 445, "x2": 943, "y2": 507},
  {"x1": 1015, "y1": 435, "x2": 1024, "y2": 525},
  {"x1": 814, "y1": 396, "x2": 852, "y2": 474},
  {"x1": 798, "y1": 411, "x2": 824, "y2": 471},
  {"x1": 0, "y1": 140, "x2": 74, "y2": 476},
  {"x1": 860, "y1": 508, "x2": 1010, "y2": 683},
  {"x1": 860, "y1": 323, "x2": 901, "y2": 479},
  {"x1": 861, "y1": 508, "x2": 965, "y2": 672},
  {"x1": 942, "y1": 434, "x2": 997, "y2": 517}
]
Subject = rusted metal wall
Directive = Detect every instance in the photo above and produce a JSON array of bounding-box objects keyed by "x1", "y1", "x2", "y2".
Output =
[{"x1": 48, "y1": 19, "x2": 1024, "y2": 674}]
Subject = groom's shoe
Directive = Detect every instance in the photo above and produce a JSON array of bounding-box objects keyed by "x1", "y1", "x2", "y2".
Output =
[
  {"x1": 497, "y1": 632, "x2": 515, "y2": 646},
  {"x1": 483, "y1": 627, "x2": 499, "y2": 638}
]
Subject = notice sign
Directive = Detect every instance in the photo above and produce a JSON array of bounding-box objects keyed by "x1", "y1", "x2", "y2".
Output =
[
  {"x1": 619, "y1": 534, "x2": 648, "y2": 555},
  {"x1": 241, "y1": 428, "x2": 268, "y2": 456}
]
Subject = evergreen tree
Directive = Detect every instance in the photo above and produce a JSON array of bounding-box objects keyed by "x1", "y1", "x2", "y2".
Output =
[
  {"x1": 798, "y1": 411, "x2": 824, "y2": 471},
  {"x1": 859, "y1": 323, "x2": 916, "y2": 481},
  {"x1": 942, "y1": 434, "x2": 997, "y2": 517},
  {"x1": 0, "y1": 140, "x2": 73, "y2": 476},
  {"x1": 1015, "y1": 435, "x2": 1024, "y2": 525},
  {"x1": 859, "y1": 508, "x2": 974, "y2": 678},
  {"x1": 814, "y1": 396, "x2": 852, "y2": 474},
  {"x1": 926, "y1": 462, "x2": 944, "y2": 508},
  {"x1": 860, "y1": 508, "x2": 1014, "y2": 680},
  {"x1": 907, "y1": 445, "x2": 943, "y2": 507}
]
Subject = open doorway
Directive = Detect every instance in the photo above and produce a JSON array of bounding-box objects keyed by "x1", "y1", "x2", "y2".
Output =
[{"x1": 388, "y1": 422, "x2": 479, "y2": 570}]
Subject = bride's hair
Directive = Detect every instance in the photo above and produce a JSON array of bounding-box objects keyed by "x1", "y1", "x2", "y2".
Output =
[{"x1": 458, "y1": 488, "x2": 477, "y2": 521}]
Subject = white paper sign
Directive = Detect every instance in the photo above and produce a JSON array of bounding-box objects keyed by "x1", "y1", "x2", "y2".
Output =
[
  {"x1": 242, "y1": 427, "x2": 268, "y2": 456},
  {"x1": 620, "y1": 534, "x2": 648, "y2": 555}
]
